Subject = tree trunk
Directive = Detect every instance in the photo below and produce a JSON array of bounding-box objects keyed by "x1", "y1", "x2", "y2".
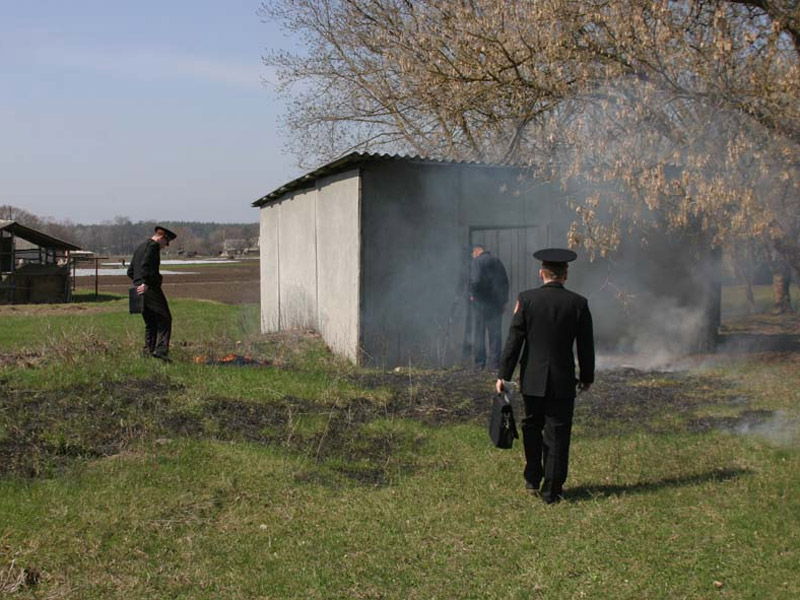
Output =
[
  {"x1": 731, "y1": 251, "x2": 757, "y2": 314},
  {"x1": 698, "y1": 281, "x2": 722, "y2": 352},
  {"x1": 767, "y1": 232, "x2": 799, "y2": 314},
  {"x1": 745, "y1": 281, "x2": 756, "y2": 314},
  {"x1": 771, "y1": 265, "x2": 793, "y2": 314}
]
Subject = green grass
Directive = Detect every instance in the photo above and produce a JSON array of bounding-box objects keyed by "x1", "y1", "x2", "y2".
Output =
[
  {"x1": 721, "y1": 283, "x2": 800, "y2": 317},
  {"x1": 0, "y1": 296, "x2": 256, "y2": 349},
  {"x1": 1, "y1": 298, "x2": 799, "y2": 599}
]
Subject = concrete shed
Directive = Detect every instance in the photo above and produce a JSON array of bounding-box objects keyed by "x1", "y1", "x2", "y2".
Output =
[{"x1": 253, "y1": 153, "x2": 720, "y2": 367}]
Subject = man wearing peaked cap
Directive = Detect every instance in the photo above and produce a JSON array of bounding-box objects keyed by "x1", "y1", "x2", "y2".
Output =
[
  {"x1": 533, "y1": 248, "x2": 577, "y2": 264},
  {"x1": 469, "y1": 244, "x2": 510, "y2": 370},
  {"x1": 496, "y1": 248, "x2": 594, "y2": 504},
  {"x1": 127, "y1": 225, "x2": 178, "y2": 362}
]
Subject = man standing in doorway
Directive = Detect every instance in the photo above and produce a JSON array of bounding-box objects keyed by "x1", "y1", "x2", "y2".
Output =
[
  {"x1": 127, "y1": 225, "x2": 177, "y2": 362},
  {"x1": 496, "y1": 248, "x2": 594, "y2": 504},
  {"x1": 469, "y1": 244, "x2": 509, "y2": 370}
]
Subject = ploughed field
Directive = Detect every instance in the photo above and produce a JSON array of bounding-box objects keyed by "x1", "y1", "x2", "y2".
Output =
[{"x1": 77, "y1": 258, "x2": 260, "y2": 304}]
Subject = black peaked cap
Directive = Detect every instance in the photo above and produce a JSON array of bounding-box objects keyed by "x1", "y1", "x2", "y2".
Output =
[
  {"x1": 533, "y1": 248, "x2": 577, "y2": 263},
  {"x1": 154, "y1": 225, "x2": 177, "y2": 241}
]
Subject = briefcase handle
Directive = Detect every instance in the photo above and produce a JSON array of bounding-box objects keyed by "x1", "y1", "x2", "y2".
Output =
[{"x1": 498, "y1": 380, "x2": 516, "y2": 403}]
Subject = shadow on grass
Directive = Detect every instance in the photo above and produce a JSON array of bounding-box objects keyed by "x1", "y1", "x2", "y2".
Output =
[
  {"x1": 718, "y1": 333, "x2": 800, "y2": 353},
  {"x1": 565, "y1": 467, "x2": 750, "y2": 502},
  {"x1": 718, "y1": 312, "x2": 800, "y2": 353},
  {"x1": 72, "y1": 292, "x2": 122, "y2": 303}
]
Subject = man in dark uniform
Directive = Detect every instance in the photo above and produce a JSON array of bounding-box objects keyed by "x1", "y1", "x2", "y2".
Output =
[
  {"x1": 469, "y1": 244, "x2": 509, "y2": 370},
  {"x1": 127, "y1": 225, "x2": 177, "y2": 362},
  {"x1": 496, "y1": 248, "x2": 594, "y2": 504}
]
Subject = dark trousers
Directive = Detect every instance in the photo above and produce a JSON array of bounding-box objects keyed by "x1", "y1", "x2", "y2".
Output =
[
  {"x1": 521, "y1": 393, "x2": 575, "y2": 501},
  {"x1": 142, "y1": 286, "x2": 172, "y2": 354},
  {"x1": 472, "y1": 302, "x2": 502, "y2": 369}
]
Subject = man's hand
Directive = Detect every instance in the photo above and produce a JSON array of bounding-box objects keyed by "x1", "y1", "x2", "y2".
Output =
[
  {"x1": 136, "y1": 283, "x2": 148, "y2": 295},
  {"x1": 577, "y1": 382, "x2": 591, "y2": 393},
  {"x1": 496, "y1": 379, "x2": 505, "y2": 394}
]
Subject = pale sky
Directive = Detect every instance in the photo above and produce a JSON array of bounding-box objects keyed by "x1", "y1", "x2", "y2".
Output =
[{"x1": 1, "y1": 0, "x2": 301, "y2": 224}]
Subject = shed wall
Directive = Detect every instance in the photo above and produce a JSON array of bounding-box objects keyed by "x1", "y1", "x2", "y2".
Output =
[
  {"x1": 259, "y1": 204, "x2": 280, "y2": 331},
  {"x1": 278, "y1": 190, "x2": 318, "y2": 329},
  {"x1": 315, "y1": 172, "x2": 361, "y2": 361},
  {"x1": 259, "y1": 170, "x2": 361, "y2": 361},
  {"x1": 359, "y1": 162, "x2": 560, "y2": 367},
  {"x1": 360, "y1": 162, "x2": 461, "y2": 366}
]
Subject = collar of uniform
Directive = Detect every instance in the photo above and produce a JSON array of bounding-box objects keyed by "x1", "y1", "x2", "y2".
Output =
[{"x1": 542, "y1": 281, "x2": 564, "y2": 288}]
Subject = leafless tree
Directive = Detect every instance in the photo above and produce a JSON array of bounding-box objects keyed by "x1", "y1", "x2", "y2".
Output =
[
  {"x1": 262, "y1": 0, "x2": 800, "y2": 309},
  {"x1": 0, "y1": 205, "x2": 43, "y2": 227}
]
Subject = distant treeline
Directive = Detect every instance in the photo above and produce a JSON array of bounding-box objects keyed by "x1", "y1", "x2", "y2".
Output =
[{"x1": 2, "y1": 206, "x2": 258, "y2": 256}]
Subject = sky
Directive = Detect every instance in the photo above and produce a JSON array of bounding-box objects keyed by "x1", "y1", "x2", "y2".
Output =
[{"x1": 1, "y1": 0, "x2": 302, "y2": 224}]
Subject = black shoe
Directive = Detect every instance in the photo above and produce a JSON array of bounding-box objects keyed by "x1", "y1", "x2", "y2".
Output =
[
  {"x1": 152, "y1": 350, "x2": 173, "y2": 363},
  {"x1": 525, "y1": 480, "x2": 541, "y2": 494}
]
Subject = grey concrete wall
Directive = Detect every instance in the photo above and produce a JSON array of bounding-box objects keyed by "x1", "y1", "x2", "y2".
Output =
[
  {"x1": 259, "y1": 203, "x2": 280, "y2": 331},
  {"x1": 277, "y1": 189, "x2": 318, "y2": 330},
  {"x1": 456, "y1": 168, "x2": 563, "y2": 231},
  {"x1": 359, "y1": 161, "x2": 560, "y2": 367},
  {"x1": 359, "y1": 162, "x2": 461, "y2": 366},
  {"x1": 315, "y1": 170, "x2": 361, "y2": 362},
  {"x1": 259, "y1": 171, "x2": 361, "y2": 361}
]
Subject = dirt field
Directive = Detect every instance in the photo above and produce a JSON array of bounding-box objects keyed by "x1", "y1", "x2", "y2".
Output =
[{"x1": 75, "y1": 259, "x2": 260, "y2": 304}]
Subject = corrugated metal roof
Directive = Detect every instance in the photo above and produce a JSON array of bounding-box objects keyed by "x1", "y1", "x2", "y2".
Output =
[
  {"x1": 251, "y1": 152, "x2": 521, "y2": 207},
  {"x1": 0, "y1": 220, "x2": 81, "y2": 251}
]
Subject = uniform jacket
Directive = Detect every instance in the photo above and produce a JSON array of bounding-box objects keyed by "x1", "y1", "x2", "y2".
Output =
[
  {"x1": 498, "y1": 281, "x2": 594, "y2": 398},
  {"x1": 127, "y1": 239, "x2": 163, "y2": 287},
  {"x1": 469, "y1": 251, "x2": 509, "y2": 310}
]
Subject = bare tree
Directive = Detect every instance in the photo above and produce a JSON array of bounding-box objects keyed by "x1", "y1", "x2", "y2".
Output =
[
  {"x1": 262, "y1": 0, "x2": 800, "y2": 308},
  {"x1": 0, "y1": 205, "x2": 43, "y2": 227}
]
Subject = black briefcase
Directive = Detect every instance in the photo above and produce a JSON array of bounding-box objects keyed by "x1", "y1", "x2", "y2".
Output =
[
  {"x1": 129, "y1": 287, "x2": 144, "y2": 314},
  {"x1": 489, "y1": 390, "x2": 519, "y2": 449}
]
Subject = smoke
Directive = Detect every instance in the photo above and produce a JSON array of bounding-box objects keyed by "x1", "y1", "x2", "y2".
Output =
[
  {"x1": 594, "y1": 295, "x2": 711, "y2": 371},
  {"x1": 359, "y1": 161, "x2": 471, "y2": 367},
  {"x1": 734, "y1": 411, "x2": 800, "y2": 448},
  {"x1": 353, "y1": 156, "x2": 728, "y2": 368}
]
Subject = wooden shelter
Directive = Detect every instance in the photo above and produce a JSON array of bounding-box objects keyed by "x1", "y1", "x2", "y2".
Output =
[{"x1": 0, "y1": 220, "x2": 81, "y2": 304}]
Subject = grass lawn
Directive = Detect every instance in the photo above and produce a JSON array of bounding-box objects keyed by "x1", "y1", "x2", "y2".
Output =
[
  {"x1": 721, "y1": 283, "x2": 800, "y2": 317},
  {"x1": 1, "y1": 293, "x2": 799, "y2": 599}
]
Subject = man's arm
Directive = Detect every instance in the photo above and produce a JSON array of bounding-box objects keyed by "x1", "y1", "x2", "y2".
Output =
[
  {"x1": 576, "y1": 301, "x2": 595, "y2": 390},
  {"x1": 139, "y1": 242, "x2": 159, "y2": 285},
  {"x1": 468, "y1": 258, "x2": 481, "y2": 299},
  {"x1": 127, "y1": 245, "x2": 141, "y2": 284},
  {"x1": 496, "y1": 297, "x2": 526, "y2": 391},
  {"x1": 496, "y1": 259, "x2": 510, "y2": 306}
]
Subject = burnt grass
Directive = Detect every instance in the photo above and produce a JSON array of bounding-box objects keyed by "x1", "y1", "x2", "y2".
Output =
[{"x1": 0, "y1": 366, "x2": 769, "y2": 484}]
